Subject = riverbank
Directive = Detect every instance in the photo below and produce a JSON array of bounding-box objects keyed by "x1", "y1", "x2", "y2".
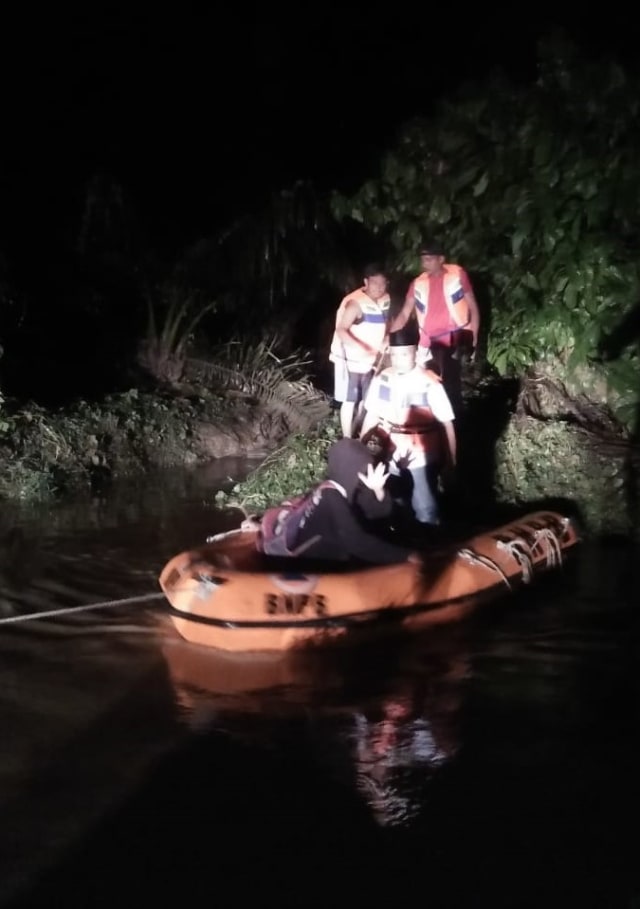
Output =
[
  {"x1": 217, "y1": 370, "x2": 640, "y2": 540},
  {"x1": 0, "y1": 380, "x2": 331, "y2": 502},
  {"x1": 2, "y1": 361, "x2": 637, "y2": 539}
]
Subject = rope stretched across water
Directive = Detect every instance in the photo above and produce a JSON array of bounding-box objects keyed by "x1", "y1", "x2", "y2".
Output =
[{"x1": 0, "y1": 592, "x2": 167, "y2": 626}]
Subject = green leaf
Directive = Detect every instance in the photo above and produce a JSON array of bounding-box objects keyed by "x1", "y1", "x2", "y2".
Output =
[
  {"x1": 455, "y1": 168, "x2": 481, "y2": 190},
  {"x1": 428, "y1": 196, "x2": 452, "y2": 223},
  {"x1": 473, "y1": 172, "x2": 489, "y2": 196},
  {"x1": 511, "y1": 228, "x2": 527, "y2": 256},
  {"x1": 563, "y1": 282, "x2": 578, "y2": 310},
  {"x1": 493, "y1": 351, "x2": 508, "y2": 375},
  {"x1": 521, "y1": 273, "x2": 539, "y2": 290}
]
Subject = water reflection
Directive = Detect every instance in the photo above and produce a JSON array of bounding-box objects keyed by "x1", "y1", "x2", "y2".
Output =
[
  {"x1": 0, "y1": 457, "x2": 256, "y2": 618},
  {"x1": 0, "y1": 459, "x2": 256, "y2": 906},
  {"x1": 1, "y1": 462, "x2": 640, "y2": 908},
  {"x1": 349, "y1": 650, "x2": 464, "y2": 828},
  {"x1": 162, "y1": 627, "x2": 469, "y2": 830}
]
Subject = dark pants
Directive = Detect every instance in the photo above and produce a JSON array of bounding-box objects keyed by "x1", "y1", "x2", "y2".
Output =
[{"x1": 429, "y1": 336, "x2": 473, "y2": 414}]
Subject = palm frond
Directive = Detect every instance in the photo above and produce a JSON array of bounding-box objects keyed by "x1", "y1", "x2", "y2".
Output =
[{"x1": 183, "y1": 334, "x2": 329, "y2": 432}]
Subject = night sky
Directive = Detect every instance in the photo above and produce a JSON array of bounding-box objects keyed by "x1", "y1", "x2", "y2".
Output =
[{"x1": 1, "y1": 8, "x2": 637, "y2": 257}]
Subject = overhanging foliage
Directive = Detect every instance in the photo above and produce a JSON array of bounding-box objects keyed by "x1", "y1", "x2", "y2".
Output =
[{"x1": 331, "y1": 35, "x2": 640, "y2": 430}]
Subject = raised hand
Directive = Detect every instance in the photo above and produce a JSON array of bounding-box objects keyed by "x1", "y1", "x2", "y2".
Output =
[{"x1": 357, "y1": 460, "x2": 391, "y2": 500}]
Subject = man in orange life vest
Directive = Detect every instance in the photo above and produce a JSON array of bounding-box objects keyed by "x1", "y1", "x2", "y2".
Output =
[
  {"x1": 329, "y1": 264, "x2": 391, "y2": 438},
  {"x1": 360, "y1": 337, "x2": 457, "y2": 527},
  {"x1": 390, "y1": 240, "x2": 480, "y2": 408}
]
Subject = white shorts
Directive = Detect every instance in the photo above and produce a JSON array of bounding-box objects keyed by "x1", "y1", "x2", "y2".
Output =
[
  {"x1": 333, "y1": 357, "x2": 349, "y2": 402},
  {"x1": 334, "y1": 361, "x2": 373, "y2": 403}
]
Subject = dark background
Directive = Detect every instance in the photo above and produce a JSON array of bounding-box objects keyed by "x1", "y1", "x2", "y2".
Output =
[
  {"x1": 1, "y1": 8, "x2": 638, "y2": 406},
  {"x1": 2, "y1": 9, "x2": 637, "y2": 258}
]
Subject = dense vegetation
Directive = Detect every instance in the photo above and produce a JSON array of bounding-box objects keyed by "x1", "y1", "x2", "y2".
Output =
[
  {"x1": 1, "y1": 36, "x2": 639, "y2": 533},
  {"x1": 332, "y1": 35, "x2": 640, "y2": 431}
]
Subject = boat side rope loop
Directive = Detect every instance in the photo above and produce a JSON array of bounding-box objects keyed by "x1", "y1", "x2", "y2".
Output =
[
  {"x1": 495, "y1": 525, "x2": 564, "y2": 582},
  {"x1": 456, "y1": 548, "x2": 513, "y2": 590},
  {"x1": 496, "y1": 538, "x2": 534, "y2": 583},
  {"x1": 531, "y1": 527, "x2": 564, "y2": 567}
]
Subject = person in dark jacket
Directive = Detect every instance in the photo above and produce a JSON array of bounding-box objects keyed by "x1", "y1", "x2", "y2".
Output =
[{"x1": 253, "y1": 438, "x2": 418, "y2": 565}]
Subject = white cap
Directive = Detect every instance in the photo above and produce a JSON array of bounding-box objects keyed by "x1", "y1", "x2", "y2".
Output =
[{"x1": 389, "y1": 345, "x2": 416, "y2": 355}]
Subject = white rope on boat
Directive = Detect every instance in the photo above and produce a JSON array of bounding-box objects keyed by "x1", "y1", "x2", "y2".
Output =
[
  {"x1": 206, "y1": 528, "x2": 246, "y2": 543},
  {"x1": 457, "y1": 548, "x2": 514, "y2": 590},
  {"x1": 458, "y1": 521, "x2": 566, "y2": 590},
  {"x1": 496, "y1": 524, "x2": 565, "y2": 582},
  {"x1": 0, "y1": 592, "x2": 166, "y2": 626},
  {"x1": 531, "y1": 526, "x2": 564, "y2": 567},
  {"x1": 496, "y1": 538, "x2": 535, "y2": 583}
]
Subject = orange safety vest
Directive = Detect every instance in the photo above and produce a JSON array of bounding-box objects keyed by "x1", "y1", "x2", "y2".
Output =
[
  {"x1": 369, "y1": 367, "x2": 444, "y2": 463},
  {"x1": 330, "y1": 288, "x2": 390, "y2": 373},
  {"x1": 412, "y1": 264, "x2": 471, "y2": 337}
]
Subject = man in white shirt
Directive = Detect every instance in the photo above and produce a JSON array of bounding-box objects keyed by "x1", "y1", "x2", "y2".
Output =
[{"x1": 360, "y1": 341, "x2": 456, "y2": 526}]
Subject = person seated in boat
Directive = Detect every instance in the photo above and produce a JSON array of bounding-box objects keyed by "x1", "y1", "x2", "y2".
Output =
[
  {"x1": 247, "y1": 438, "x2": 420, "y2": 565},
  {"x1": 359, "y1": 334, "x2": 457, "y2": 530}
]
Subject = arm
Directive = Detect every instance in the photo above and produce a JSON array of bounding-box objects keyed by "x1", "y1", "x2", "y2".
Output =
[
  {"x1": 421, "y1": 368, "x2": 443, "y2": 384},
  {"x1": 411, "y1": 404, "x2": 456, "y2": 468},
  {"x1": 389, "y1": 280, "x2": 417, "y2": 333},
  {"x1": 460, "y1": 269, "x2": 480, "y2": 346},
  {"x1": 417, "y1": 381, "x2": 457, "y2": 467},
  {"x1": 441, "y1": 420, "x2": 457, "y2": 469},
  {"x1": 336, "y1": 299, "x2": 379, "y2": 358}
]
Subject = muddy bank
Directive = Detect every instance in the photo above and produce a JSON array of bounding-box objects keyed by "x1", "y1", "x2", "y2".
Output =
[
  {"x1": 2, "y1": 358, "x2": 637, "y2": 540},
  {"x1": 0, "y1": 382, "x2": 331, "y2": 502}
]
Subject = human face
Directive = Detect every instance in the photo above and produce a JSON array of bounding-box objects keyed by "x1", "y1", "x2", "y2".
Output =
[
  {"x1": 390, "y1": 347, "x2": 416, "y2": 374},
  {"x1": 420, "y1": 254, "x2": 445, "y2": 276},
  {"x1": 364, "y1": 273, "x2": 388, "y2": 301}
]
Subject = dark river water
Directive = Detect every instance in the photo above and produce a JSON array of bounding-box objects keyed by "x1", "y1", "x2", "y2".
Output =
[{"x1": 1, "y1": 459, "x2": 639, "y2": 909}]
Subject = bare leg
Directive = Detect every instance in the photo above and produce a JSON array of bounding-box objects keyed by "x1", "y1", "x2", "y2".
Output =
[{"x1": 340, "y1": 401, "x2": 356, "y2": 438}]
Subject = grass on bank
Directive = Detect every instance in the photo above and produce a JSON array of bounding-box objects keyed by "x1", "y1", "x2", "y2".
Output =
[{"x1": 214, "y1": 413, "x2": 341, "y2": 514}]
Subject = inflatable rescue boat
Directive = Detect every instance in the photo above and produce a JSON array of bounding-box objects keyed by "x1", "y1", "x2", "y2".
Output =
[{"x1": 158, "y1": 510, "x2": 579, "y2": 653}]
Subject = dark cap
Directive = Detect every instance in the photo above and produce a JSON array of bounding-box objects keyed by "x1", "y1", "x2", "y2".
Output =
[
  {"x1": 418, "y1": 239, "x2": 445, "y2": 256},
  {"x1": 389, "y1": 325, "x2": 418, "y2": 347},
  {"x1": 362, "y1": 262, "x2": 386, "y2": 279}
]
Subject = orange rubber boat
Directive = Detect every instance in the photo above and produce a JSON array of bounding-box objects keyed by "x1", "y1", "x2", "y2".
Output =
[{"x1": 158, "y1": 510, "x2": 579, "y2": 653}]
